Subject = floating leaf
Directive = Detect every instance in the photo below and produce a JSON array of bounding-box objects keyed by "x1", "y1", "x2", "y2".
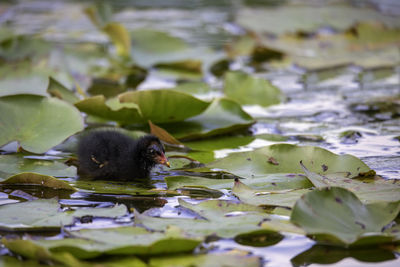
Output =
[
  {"x1": 3, "y1": 227, "x2": 201, "y2": 260},
  {"x1": 0, "y1": 95, "x2": 84, "y2": 154},
  {"x1": 0, "y1": 155, "x2": 76, "y2": 178},
  {"x1": 102, "y1": 22, "x2": 131, "y2": 58},
  {"x1": 149, "y1": 121, "x2": 182, "y2": 145},
  {"x1": 163, "y1": 98, "x2": 254, "y2": 140},
  {"x1": 154, "y1": 59, "x2": 202, "y2": 74},
  {"x1": 47, "y1": 77, "x2": 79, "y2": 104},
  {"x1": 0, "y1": 199, "x2": 127, "y2": 231},
  {"x1": 0, "y1": 172, "x2": 76, "y2": 191},
  {"x1": 148, "y1": 253, "x2": 261, "y2": 267},
  {"x1": 119, "y1": 89, "x2": 210, "y2": 123},
  {"x1": 136, "y1": 199, "x2": 271, "y2": 238},
  {"x1": 300, "y1": 162, "x2": 400, "y2": 204},
  {"x1": 202, "y1": 144, "x2": 370, "y2": 179},
  {"x1": 224, "y1": 71, "x2": 282, "y2": 107},
  {"x1": 72, "y1": 179, "x2": 173, "y2": 196},
  {"x1": 166, "y1": 173, "x2": 311, "y2": 191},
  {"x1": 233, "y1": 179, "x2": 310, "y2": 208},
  {"x1": 237, "y1": 5, "x2": 400, "y2": 35},
  {"x1": 290, "y1": 187, "x2": 400, "y2": 246},
  {"x1": 74, "y1": 95, "x2": 142, "y2": 124},
  {"x1": 87, "y1": 77, "x2": 126, "y2": 98}
]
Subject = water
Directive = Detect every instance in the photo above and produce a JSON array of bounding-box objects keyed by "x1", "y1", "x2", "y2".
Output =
[{"x1": 0, "y1": 1, "x2": 399, "y2": 266}]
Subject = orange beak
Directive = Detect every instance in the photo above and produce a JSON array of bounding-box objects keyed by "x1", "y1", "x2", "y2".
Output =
[{"x1": 157, "y1": 153, "x2": 170, "y2": 168}]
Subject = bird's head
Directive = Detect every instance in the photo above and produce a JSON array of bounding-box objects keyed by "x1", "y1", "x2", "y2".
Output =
[{"x1": 138, "y1": 135, "x2": 170, "y2": 168}]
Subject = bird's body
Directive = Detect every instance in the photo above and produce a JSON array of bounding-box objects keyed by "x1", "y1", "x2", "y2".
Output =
[{"x1": 77, "y1": 130, "x2": 169, "y2": 180}]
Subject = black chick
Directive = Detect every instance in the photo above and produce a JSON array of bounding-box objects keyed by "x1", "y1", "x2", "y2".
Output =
[{"x1": 77, "y1": 130, "x2": 170, "y2": 180}]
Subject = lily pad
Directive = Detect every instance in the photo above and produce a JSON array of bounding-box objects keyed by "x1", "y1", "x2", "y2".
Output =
[
  {"x1": 3, "y1": 227, "x2": 201, "y2": 260},
  {"x1": 72, "y1": 179, "x2": 175, "y2": 196},
  {"x1": 290, "y1": 187, "x2": 400, "y2": 246},
  {"x1": 0, "y1": 154, "x2": 76, "y2": 178},
  {"x1": 119, "y1": 89, "x2": 210, "y2": 124},
  {"x1": 300, "y1": 162, "x2": 400, "y2": 204},
  {"x1": 202, "y1": 144, "x2": 370, "y2": 179},
  {"x1": 166, "y1": 173, "x2": 311, "y2": 191},
  {"x1": 0, "y1": 172, "x2": 76, "y2": 191},
  {"x1": 47, "y1": 77, "x2": 79, "y2": 105},
  {"x1": 0, "y1": 95, "x2": 84, "y2": 154},
  {"x1": 74, "y1": 95, "x2": 142, "y2": 124},
  {"x1": 0, "y1": 198, "x2": 127, "y2": 231},
  {"x1": 237, "y1": 5, "x2": 400, "y2": 35},
  {"x1": 135, "y1": 199, "x2": 270, "y2": 238},
  {"x1": 232, "y1": 179, "x2": 310, "y2": 208},
  {"x1": 148, "y1": 253, "x2": 261, "y2": 267},
  {"x1": 224, "y1": 71, "x2": 282, "y2": 107},
  {"x1": 103, "y1": 22, "x2": 131, "y2": 58},
  {"x1": 163, "y1": 98, "x2": 255, "y2": 140}
]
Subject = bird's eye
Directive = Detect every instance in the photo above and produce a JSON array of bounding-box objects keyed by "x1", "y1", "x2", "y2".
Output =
[{"x1": 149, "y1": 148, "x2": 155, "y2": 154}]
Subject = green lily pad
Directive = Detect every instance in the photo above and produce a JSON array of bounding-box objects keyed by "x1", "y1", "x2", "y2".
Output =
[
  {"x1": 290, "y1": 187, "x2": 400, "y2": 246},
  {"x1": 148, "y1": 253, "x2": 261, "y2": 267},
  {"x1": 3, "y1": 227, "x2": 201, "y2": 260},
  {"x1": 178, "y1": 198, "x2": 265, "y2": 218},
  {"x1": 300, "y1": 162, "x2": 400, "y2": 204},
  {"x1": 119, "y1": 89, "x2": 210, "y2": 124},
  {"x1": 0, "y1": 172, "x2": 76, "y2": 191},
  {"x1": 0, "y1": 67, "x2": 49, "y2": 97},
  {"x1": 136, "y1": 199, "x2": 270, "y2": 238},
  {"x1": 0, "y1": 154, "x2": 76, "y2": 178},
  {"x1": 0, "y1": 95, "x2": 84, "y2": 154},
  {"x1": 74, "y1": 95, "x2": 142, "y2": 124},
  {"x1": 166, "y1": 173, "x2": 311, "y2": 191},
  {"x1": 131, "y1": 28, "x2": 189, "y2": 54},
  {"x1": 72, "y1": 179, "x2": 174, "y2": 196},
  {"x1": 202, "y1": 144, "x2": 370, "y2": 179},
  {"x1": 163, "y1": 98, "x2": 255, "y2": 140},
  {"x1": 232, "y1": 179, "x2": 310, "y2": 208},
  {"x1": 47, "y1": 77, "x2": 79, "y2": 105},
  {"x1": 130, "y1": 28, "x2": 190, "y2": 66},
  {"x1": 237, "y1": 5, "x2": 400, "y2": 35},
  {"x1": 172, "y1": 81, "x2": 211, "y2": 96},
  {"x1": 0, "y1": 34, "x2": 51, "y2": 62},
  {"x1": 224, "y1": 71, "x2": 282, "y2": 107},
  {"x1": 0, "y1": 198, "x2": 127, "y2": 231}
]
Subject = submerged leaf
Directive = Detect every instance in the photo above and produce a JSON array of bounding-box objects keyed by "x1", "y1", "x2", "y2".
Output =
[
  {"x1": 0, "y1": 95, "x2": 84, "y2": 154},
  {"x1": 290, "y1": 187, "x2": 400, "y2": 246}
]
